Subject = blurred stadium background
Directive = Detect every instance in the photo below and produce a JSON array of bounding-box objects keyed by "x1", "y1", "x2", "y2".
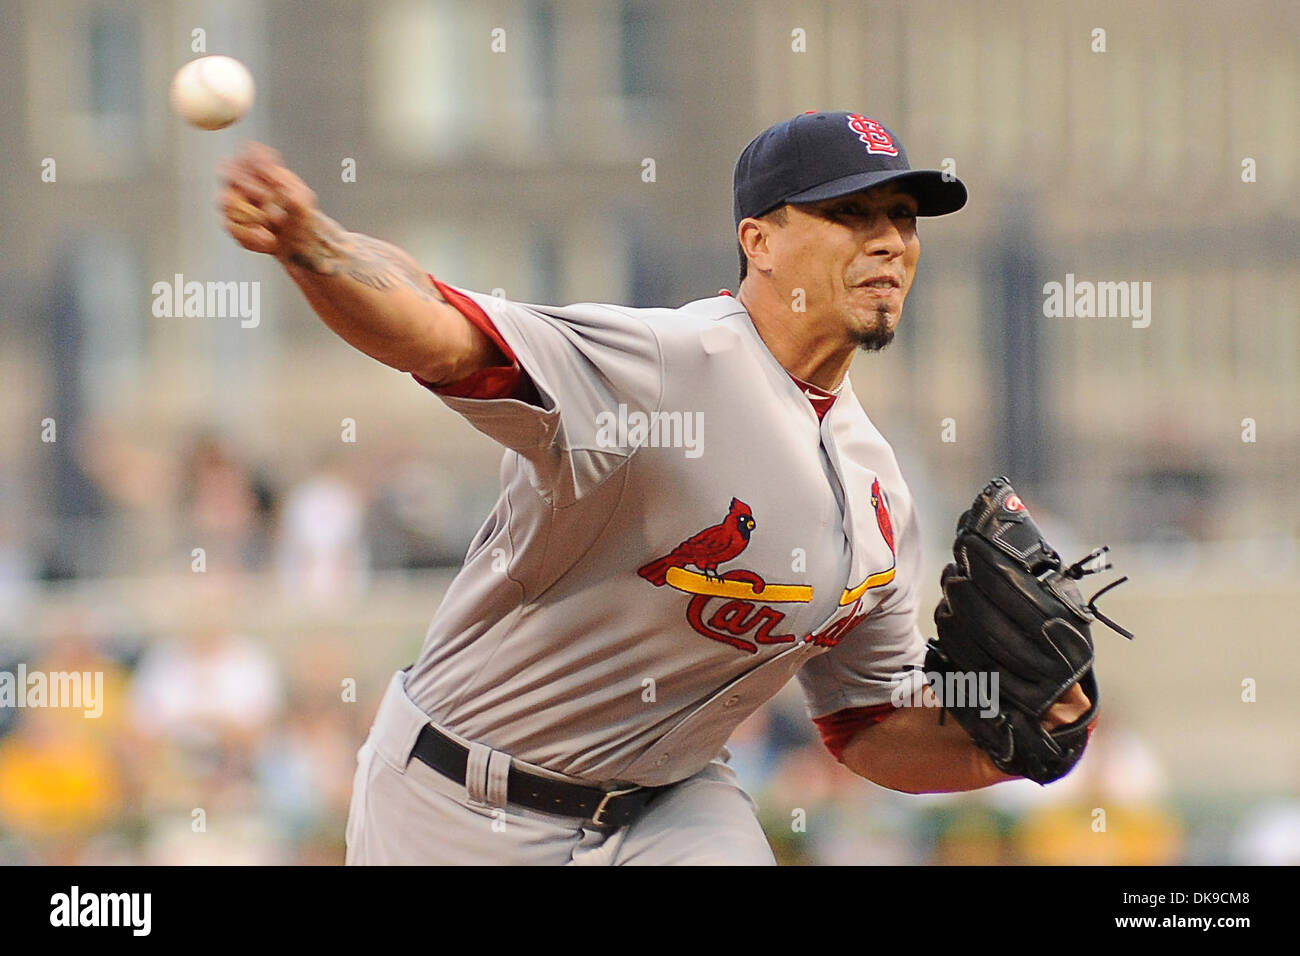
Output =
[{"x1": 0, "y1": 0, "x2": 1297, "y2": 865}]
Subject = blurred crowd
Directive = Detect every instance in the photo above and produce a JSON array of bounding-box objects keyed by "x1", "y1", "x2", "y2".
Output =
[
  {"x1": 6, "y1": 606, "x2": 1300, "y2": 864},
  {"x1": 2, "y1": 595, "x2": 1289, "y2": 863},
  {"x1": 6, "y1": 425, "x2": 494, "y2": 595},
  {"x1": 0, "y1": 602, "x2": 368, "y2": 865},
  {"x1": 730, "y1": 688, "x2": 1191, "y2": 866},
  {"x1": 2, "y1": 600, "x2": 1295, "y2": 864},
  {"x1": 0, "y1": 430, "x2": 1294, "y2": 864}
]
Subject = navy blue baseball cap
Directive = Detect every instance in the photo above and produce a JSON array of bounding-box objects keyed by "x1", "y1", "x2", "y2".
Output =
[{"x1": 733, "y1": 111, "x2": 967, "y2": 225}]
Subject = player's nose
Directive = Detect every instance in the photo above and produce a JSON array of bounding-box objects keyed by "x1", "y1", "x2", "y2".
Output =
[{"x1": 862, "y1": 219, "x2": 907, "y2": 258}]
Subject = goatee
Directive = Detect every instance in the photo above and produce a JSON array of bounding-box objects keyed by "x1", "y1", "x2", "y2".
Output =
[{"x1": 852, "y1": 305, "x2": 895, "y2": 352}]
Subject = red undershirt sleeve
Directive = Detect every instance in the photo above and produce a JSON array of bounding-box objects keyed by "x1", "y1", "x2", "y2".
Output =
[
  {"x1": 815, "y1": 702, "x2": 1099, "y2": 768},
  {"x1": 411, "y1": 276, "x2": 538, "y2": 403},
  {"x1": 812, "y1": 702, "x2": 898, "y2": 763}
]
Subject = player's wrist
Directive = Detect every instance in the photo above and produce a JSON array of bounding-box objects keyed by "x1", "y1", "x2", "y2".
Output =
[{"x1": 274, "y1": 209, "x2": 338, "y2": 271}]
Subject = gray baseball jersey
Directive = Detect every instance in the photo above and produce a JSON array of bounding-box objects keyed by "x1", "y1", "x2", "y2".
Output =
[{"x1": 400, "y1": 282, "x2": 928, "y2": 788}]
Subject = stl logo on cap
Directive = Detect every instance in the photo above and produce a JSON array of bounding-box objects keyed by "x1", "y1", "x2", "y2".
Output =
[{"x1": 846, "y1": 114, "x2": 899, "y2": 157}]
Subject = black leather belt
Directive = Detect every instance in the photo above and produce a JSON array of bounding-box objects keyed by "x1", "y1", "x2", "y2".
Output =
[{"x1": 411, "y1": 723, "x2": 665, "y2": 829}]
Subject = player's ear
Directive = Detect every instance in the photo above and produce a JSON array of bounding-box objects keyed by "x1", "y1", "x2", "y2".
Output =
[{"x1": 737, "y1": 218, "x2": 772, "y2": 274}]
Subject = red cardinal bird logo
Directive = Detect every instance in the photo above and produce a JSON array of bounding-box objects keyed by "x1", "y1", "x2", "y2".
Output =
[
  {"x1": 871, "y1": 479, "x2": 894, "y2": 554},
  {"x1": 638, "y1": 498, "x2": 756, "y2": 586}
]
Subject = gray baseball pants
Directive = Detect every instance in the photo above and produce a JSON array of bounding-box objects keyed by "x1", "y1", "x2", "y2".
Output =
[{"x1": 344, "y1": 670, "x2": 776, "y2": 865}]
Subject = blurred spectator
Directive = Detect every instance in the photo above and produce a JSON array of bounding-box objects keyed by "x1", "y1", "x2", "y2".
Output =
[
  {"x1": 128, "y1": 576, "x2": 285, "y2": 834},
  {"x1": 141, "y1": 811, "x2": 282, "y2": 866},
  {"x1": 0, "y1": 510, "x2": 36, "y2": 635},
  {"x1": 1233, "y1": 759, "x2": 1300, "y2": 865},
  {"x1": 762, "y1": 745, "x2": 926, "y2": 865},
  {"x1": 129, "y1": 624, "x2": 283, "y2": 752},
  {"x1": 181, "y1": 432, "x2": 276, "y2": 572},
  {"x1": 0, "y1": 710, "x2": 123, "y2": 862},
  {"x1": 1233, "y1": 804, "x2": 1300, "y2": 865},
  {"x1": 0, "y1": 623, "x2": 132, "y2": 864},
  {"x1": 364, "y1": 451, "x2": 467, "y2": 569},
  {"x1": 255, "y1": 637, "x2": 364, "y2": 858},
  {"x1": 913, "y1": 794, "x2": 1020, "y2": 865},
  {"x1": 276, "y1": 462, "x2": 368, "y2": 603},
  {"x1": 1001, "y1": 720, "x2": 1183, "y2": 865},
  {"x1": 734, "y1": 691, "x2": 1185, "y2": 865},
  {"x1": 732, "y1": 687, "x2": 928, "y2": 865}
]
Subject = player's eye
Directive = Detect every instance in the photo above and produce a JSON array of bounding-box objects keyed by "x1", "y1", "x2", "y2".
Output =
[{"x1": 891, "y1": 205, "x2": 918, "y2": 220}]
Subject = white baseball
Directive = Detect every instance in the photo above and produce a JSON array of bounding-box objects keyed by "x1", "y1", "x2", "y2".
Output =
[{"x1": 170, "y1": 55, "x2": 255, "y2": 131}]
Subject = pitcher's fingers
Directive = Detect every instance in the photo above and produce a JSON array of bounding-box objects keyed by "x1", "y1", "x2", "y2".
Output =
[
  {"x1": 225, "y1": 196, "x2": 269, "y2": 226},
  {"x1": 215, "y1": 182, "x2": 268, "y2": 222},
  {"x1": 259, "y1": 201, "x2": 291, "y2": 231},
  {"x1": 224, "y1": 152, "x2": 286, "y2": 195},
  {"x1": 227, "y1": 172, "x2": 274, "y2": 206},
  {"x1": 254, "y1": 162, "x2": 311, "y2": 207},
  {"x1": 236, "y1": 151, "x2": 295, "y2": 191},
  {"x1": 225, "y1": 219, "x2": 278, "y2": 253}
]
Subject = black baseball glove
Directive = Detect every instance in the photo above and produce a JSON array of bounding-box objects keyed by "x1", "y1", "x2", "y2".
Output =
[{"x1": 925, "y1": 477, "x2": 1132, "y2": 785}]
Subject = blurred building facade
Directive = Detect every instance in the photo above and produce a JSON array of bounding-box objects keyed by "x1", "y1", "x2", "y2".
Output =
[{"x1": 3, "y1": 0, "x2": 1296, "y2": 577}]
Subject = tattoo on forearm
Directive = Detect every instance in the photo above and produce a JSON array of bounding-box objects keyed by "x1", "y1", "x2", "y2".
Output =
[{"x1": 286, "y1": 212, "x2": 447, "y2": 303}]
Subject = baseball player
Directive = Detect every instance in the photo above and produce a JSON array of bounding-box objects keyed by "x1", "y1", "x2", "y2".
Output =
[{"x1": 218, "y1": 111, "x2": 1098, "y2": 865}]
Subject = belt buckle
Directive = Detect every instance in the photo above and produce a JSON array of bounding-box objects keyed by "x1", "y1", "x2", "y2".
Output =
[{"x1": 590, "y1": 786, "x2": 641, "y2": 828}]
